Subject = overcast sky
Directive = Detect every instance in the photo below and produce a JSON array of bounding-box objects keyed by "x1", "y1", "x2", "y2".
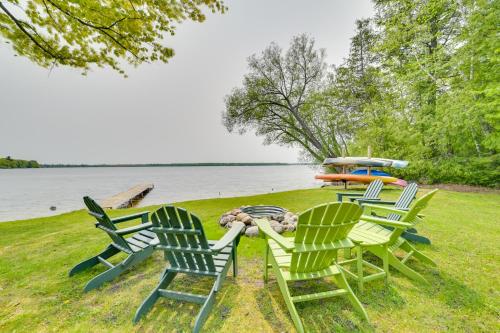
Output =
[{"x1": 0, "y1": 0, "x2": 373, "y2": 164}]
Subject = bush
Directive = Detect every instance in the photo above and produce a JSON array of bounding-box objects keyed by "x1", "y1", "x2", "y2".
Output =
[
  {"x1": 391, "y1": 155, "x2": 500, "y2": 188},
  {"x1": 0, "y1": 157, "x2": 40, "y2": 169}
]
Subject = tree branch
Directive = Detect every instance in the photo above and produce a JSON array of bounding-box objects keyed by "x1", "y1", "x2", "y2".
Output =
[
  {"x1": 44, "y1": 0, "x2": 141, "y2": 60},
  {"x1": 0, "y1": 2, "x2": 63, "y2": 61}
]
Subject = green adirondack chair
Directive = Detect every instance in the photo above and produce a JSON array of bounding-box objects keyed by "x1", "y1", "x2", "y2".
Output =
[
  {"x1": 356, "y1": 182, "x2": 430, "y2": 244},
  {"x1": 256, "y1": 202, "x2": 369, "y2": 333},
  {"x1": 345, "y1": 190, "x2": 438, "y2": 286},
  {"x1": 69, "y1": 196, "x2": 158, "y2": 292},
  {"x1": 133, "y1": 205, "x2": 244, "y2": 332},
  {"x1": 356, "y1": 182, "x2": 418, "y2": 209},
  {"x1": 336, "y1": 179, "x2": 384, "y2": 203}
]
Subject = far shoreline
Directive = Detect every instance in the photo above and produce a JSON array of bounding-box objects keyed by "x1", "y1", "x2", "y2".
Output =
[{"x1": 39, "y1": 163, "x2": 313, "y2": 168}]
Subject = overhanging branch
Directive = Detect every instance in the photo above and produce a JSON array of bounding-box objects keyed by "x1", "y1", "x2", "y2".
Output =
[{"x1": 0, "y1": 2, "x2": 62, "y2": 60}]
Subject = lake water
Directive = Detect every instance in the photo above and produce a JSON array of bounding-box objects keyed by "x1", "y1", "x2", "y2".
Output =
[{"x1": 0, "y1": 165, "x2": 322, "y2": 222}]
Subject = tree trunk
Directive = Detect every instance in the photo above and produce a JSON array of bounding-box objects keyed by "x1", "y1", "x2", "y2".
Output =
[{"x1": 288, "y1": 106, "x2": 336, "y2": 159}]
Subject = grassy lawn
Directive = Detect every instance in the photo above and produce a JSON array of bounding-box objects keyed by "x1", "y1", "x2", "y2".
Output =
[{"x1": 0, "y1": 187, "x2": 498, "y2": 332}]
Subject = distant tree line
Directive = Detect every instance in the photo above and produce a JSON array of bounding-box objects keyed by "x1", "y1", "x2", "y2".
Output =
[
  {"x1": 0, "y1": 156, "x2": 40, "y2": 168},
  {"x1": 224, "y1": 0, "x2": 499, "y2": 187},
  {"x1": 41, "y1": 163, "x2": 310, "y2": 168}
]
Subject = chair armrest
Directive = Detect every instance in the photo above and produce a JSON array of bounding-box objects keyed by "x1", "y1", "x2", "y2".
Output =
[
  {"x1": 351, "y1": 197, "x2": 380, "y2": 203},
  {"x1": 336, "y1": 192, "x2": 364, "y2": 202},
  {"x1": 115, "y1": 222, "x2": 153, "y2": 235},
  {"x1": 211, "y1": 222, "x2": 245, "y2": 253},
  {"x1": 361, "y1": 215, "x2": 413, "y2": 229},
  {"x1": 357, "y1": 199, "x2": 396, "y2": 206},
  {"x1": 255, "y1": 219, "x2": 294, "y2": 252},
  {"x1": 361, "y1": 204, "x2": 408, "y2": 215},
  {"x1": 96, "y1": 224, "x2": 116, "y2": 234},
  {"x1": 111, "y1": 211, "x2": 149, "y2": 224}
]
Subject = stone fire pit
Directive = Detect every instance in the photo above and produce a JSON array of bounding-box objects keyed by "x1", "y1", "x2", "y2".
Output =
[{"x1": 218, "y1": 205, "x2": 298, "y2": 237}]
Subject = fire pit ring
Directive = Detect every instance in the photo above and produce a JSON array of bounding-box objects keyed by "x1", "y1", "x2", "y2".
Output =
[
  {"x1": 241, "y1": 205, "x2": 287, "y2": 218},
  {"x1": 218, "y1": 205, "x2": 298, "y2": 237}
]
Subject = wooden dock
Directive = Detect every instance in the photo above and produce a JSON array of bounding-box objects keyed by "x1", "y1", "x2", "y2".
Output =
[{"x1": 101, "y1": 184, "x2": 154, "y2": 209}]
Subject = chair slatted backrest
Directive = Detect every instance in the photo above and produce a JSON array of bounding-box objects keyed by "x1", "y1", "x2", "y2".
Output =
[
  {"x1": 151, "y1": 206, "x2": 216, "y2": 273},
  {"x1": 290, "y1": 203, "x2": 362, "y2": 273},
  {"x1": 83, "y1": 196, "x2": 132, "y2": 252},
  {"x1": 387, "y1": 182, "x2": 419, "y2": 220},
  {"x1": 387, "y1": 189, "x2": 438, "y2": 243},
  {"x1": 364, "y1": 179, "x2": 384, "y2": 199}
]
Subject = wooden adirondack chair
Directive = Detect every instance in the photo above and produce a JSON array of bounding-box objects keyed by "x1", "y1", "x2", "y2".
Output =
[
  {"x1": 345, "y1": 190, "x2": 438, "y2": 286},
  {"x1": 336, "y1": 179, "x2": 384, "y2": 203},
  {"x1": 133, "y1": 205, "x2": 244, "y2": 332},
  {"x1": 356, "y1": 182, "x2": 418, "y2": 210},
  {"x1": 256, "y1": 202, "x2": 369, "y2": 333},
  {"x1": 356, "y1": 183, "x2": 430, "y2": 244},
  {"x1": 69, "y1": 196, "x2": 158, "y2": 292}
]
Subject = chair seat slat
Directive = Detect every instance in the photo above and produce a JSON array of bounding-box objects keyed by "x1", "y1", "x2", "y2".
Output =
[
  {"x1": 156, "y1": 245, "x2": 212, "y2": 254},
  {"x1": 127, "y1": 237, "x2": 149, "y2": 249},
  {"x1": 133, "y1": 234, "x2": 155, "y2": 244},
  {"x1": 151, "y1": 227, "x2": 202, "y2": 235}
]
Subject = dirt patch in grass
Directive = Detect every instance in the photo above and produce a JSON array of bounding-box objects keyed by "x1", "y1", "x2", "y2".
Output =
[{"x1": 420, "y1": 184, "x2": 500, "y2": 193}]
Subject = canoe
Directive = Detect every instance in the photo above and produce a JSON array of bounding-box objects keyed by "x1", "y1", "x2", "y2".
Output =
[
  {"x1": 374, "y1": 158, "x2": 408, "y2": 169},
  {"x1": 351, "y1": 169, "x2": 391, "y2": 177},
  {"x1": 315, "y1": 174, "x2": 398, "y2": 184},
  {"x1": 323, "y1": 157, "x2": 408, "y2": 168},
  {"x1": 323, "y1": 157, "x2": 390, "y2": 167}
]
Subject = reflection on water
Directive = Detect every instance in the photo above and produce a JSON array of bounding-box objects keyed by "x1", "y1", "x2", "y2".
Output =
[{"x1": 0, "y1": 165, "x2": 321, "y2": 222}]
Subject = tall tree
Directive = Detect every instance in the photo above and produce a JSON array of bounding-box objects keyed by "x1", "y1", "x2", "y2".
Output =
[
  {"x1": 325, "y1": 18, "x2": 385, "y2": 155},
  {"x1": 223, "y1": 34, "x2": 344, "y2": 161},
  {"x1": 439, "y1": 0, "x2": 499, "y2": 156},
  {"x1": 0, "y1": 0, "x2": 225, "y2": 74},
  {"x1": 373, "y1": 0, "x2": 463, "y2": 158}
]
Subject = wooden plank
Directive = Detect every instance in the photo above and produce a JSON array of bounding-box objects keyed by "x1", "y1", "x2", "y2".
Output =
[
  {"x1": 101, "y1": 184, "x2": 154, "y2": 209},
  {"x1": 291, "y1": 289, "x2": 347, "y2": 303},
  {"x1": 157, "y1": 289, "x2": 207, "y2": 304},
  {"x1": 97, "y1": 256, "x2": 115, "y2": 268}
]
